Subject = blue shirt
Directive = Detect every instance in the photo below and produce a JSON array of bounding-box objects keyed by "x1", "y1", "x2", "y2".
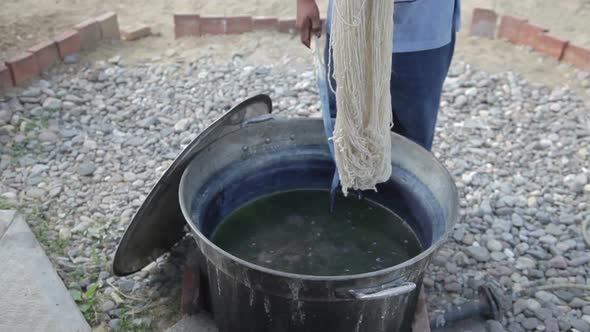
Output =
[{"x1": 326, "y1": 0, "x2": 462, "y2": 53}]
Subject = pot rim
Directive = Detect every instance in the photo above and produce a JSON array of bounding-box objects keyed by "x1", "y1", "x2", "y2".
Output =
[{"x1": 178, "y1": 120, "x2": 459, "y2": 282}]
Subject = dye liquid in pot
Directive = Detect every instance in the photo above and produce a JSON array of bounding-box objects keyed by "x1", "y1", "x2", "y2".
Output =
[{"x1": 211, "y1": 189, "x2": 423, "y2": 276}]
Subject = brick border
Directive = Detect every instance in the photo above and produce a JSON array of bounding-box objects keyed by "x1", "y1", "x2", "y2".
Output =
[
  {"x1": 498, "y1": 15, "x2": 528, "y2": 44},
  {"x1": 516, "y1": 23, "x2": 548, "y2": 48},
  {"x1": 534, "y1": 34, "x2": 569, "y2": 60},
  {"x1": 54, "y1": 30, "x2": 82, "y2": 59},
  {"x1": 74, "y1": 19, "x2": 102, "y2": 51},
  {"x1": 469, "y1": 8, "x2": 498, "y2": 39},
  {"x1": 470, "y1": 8, "x2": 590, "y2": 72},
  {"x1": 0, "y1": 64, "x2": 14, "y2": 90},
  {"x1": 171, "y1": 10, "x2": 590, "y2": 72},
  {"x1": 4, "y1": 9, "x2": 588, "y2": 92},
  {"x1": 5, "y1": 52, "x2": 39, "y2": 85},
  {"x1": 1, "y1": 12, "x2": 140, "y2": 91},
  {"x1": 562, "y1": 44, "x2": 590, "y2": 71},
  {"x1": 27, "y1": 40, "x2": 60, "y2": 73},
  {"x1": 175, "y1": 14, "x2": 200, "y2": 39},
  {"x1": 121, "y1": 25, "x2": 152, "y2": 41}
]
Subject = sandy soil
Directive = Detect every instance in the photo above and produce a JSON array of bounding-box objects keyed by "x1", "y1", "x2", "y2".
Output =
[
  {"x1": 3, "y1": 0, "x2": 590, "y2": 59},
  {"x1": 0, "y1": 0, "x2": 329, "y2": 60}
]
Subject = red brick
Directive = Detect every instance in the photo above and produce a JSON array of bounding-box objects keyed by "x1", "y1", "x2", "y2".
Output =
[
  {"x1": 0, "y1": 64, "x2": 14, "y2": 91},
  {"x1": 27, "y1": 40, "x2": 60, "y2": 72},
  {"x1": 54, "y1": 30, "x2": 81, "y2": 58},
  {"x1": 74, "y1": 19, "x2": 102, "y2": 51},
  {"x1": 174, "y1": 14, "x2": 200, "y2": 39},
  {"x1": 562, "y1": 44, "x2": 590, "y2": 71},
  {"x1": 498, "y1": 15, "x2": 528, "y2": 43},
  {"x1": 5, "y1": 52, "x2": 39, "y2": 85},
  {"x1": 469, "y1": 8, "x2": 498, "y2": 39},
  {"x1": 120, "y1": 25, "x2": 151, "y2": 41},
  {"x1": 180, "y1": 266, "x2": 201, "y2": 315},
  {"x1": 226, "y1": 16, "x2": 253, "y2": 34},
  {"x1": 96, "y1": 12, "x2": 120, "y2": 40},
  {"x1": 200, "y1": 16, "x2": 226, "y2": 35},
  {"x1": 516, "y1": 23, "x2": 548, "y2": 48},
  {"x1": 253, "y1": 17, "x2": 279, "y2": 31},
  {"x1": 278, "y1": 19, "x2": 297, "y2": 34},
  {"x1": 533, "y1": 33, "x2": 569, "y2": 60}
]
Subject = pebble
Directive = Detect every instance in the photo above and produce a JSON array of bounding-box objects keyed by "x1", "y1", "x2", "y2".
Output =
[
  {"x1": 571, "y1": 319, "x2": 590, "y2": 332},
  {"x1": 544, "y1": 224, "x2": 563, "y2": 236},
  {"x1": 38, "y1": 130, "x2": 58, "y2": 142},
  {"x1": 515, "y1": 256, "x2": 536, "y2": 270},
  {"x1": 26, "y1": 188, "x2": 46, "y2": 199},
  {"x1": 527, "y1": 298, "x2": 541, "y2": 312},
  {"x1": 174, "y1": 118, "x2": 191, "y2": 133},
  {"x1": 486, "y1": 320, "x2": 506, "y2": 332},
  {"x1": 535, "y1": 291, "x2": 560, "y2": 304},
  {"x1": 512, "y1": 213, "x2": 524, "y2": 227},
  {"x1": 453, "y1": 251, "x2": 469, "y2": 266},
  {"x1": 63, "y1": 53, "x2": 80, "y2": 64},
  {"x1": 486, "y1": 239, "x2": 503, "y2": 252},
  {"x1": 101, "y1": 300, "x2": 115, "y2": 312},
  {"x1": 42, "y1": 97, "x2": 62, "y2": 110},
  {"x1": 549, "y1": 255, "x2": 568, "y2": 269},
  {"x1": 570, "y1": 254, "x2": 590, "y2": 266},
  {"x1": 507, "y1": 322, "x2": 525, "y2": 332},
  {"x1": 108, "y1": 319, "x2": 120, "y2": 330},
  {"x1": 513, "y1": 299, "x2": 528, "y2": 315},
  {"x1": 59, "y1": 228, "x2": 72, "y2": 240},
  {"x1": 571, "y1": 297, "x2": 588, "y2": 308},
  {"x1": 78, "y1": 162, "x2": 96, "y2": 176},
  {"x1": 521, "y1": 317, "x2": 539, "y2": 330},
  {"x1": 544, "y1": 318, "x2": 559, "y2": 332},
  {"x1": 490, "y1": 251, "x2": 506, "y2": 261},
  {"x1": 465, "y1": 245, "x2": 491, "y2": 262},
  {"x1": 123, "y1": 172, "x2": 137, "y2": 182},
  {"x1": 118, "y1": 280, "x2": 135, "y2": 293}
]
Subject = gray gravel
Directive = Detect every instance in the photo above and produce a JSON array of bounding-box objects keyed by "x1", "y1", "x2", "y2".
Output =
[{"x1": 0, "y1": 55, "x2": 589, "y2": 331}]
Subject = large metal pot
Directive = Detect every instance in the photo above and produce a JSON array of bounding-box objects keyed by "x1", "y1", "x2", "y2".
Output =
[{"x1": 113, "y1": 95, "x2": 459, "y2": 332}]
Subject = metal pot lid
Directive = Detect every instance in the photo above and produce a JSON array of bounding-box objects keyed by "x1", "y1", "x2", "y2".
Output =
[{"x1": 112, "y1": 94, "x2": 273, "y2": 276}]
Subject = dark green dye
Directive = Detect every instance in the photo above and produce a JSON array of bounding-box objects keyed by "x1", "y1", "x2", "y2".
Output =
[{"x1": 211, "y1": 189, "x2": 423, "y2": 276}]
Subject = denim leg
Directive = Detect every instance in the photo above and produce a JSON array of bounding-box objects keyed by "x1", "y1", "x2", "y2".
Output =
[
  {"x1": 322, "y1": 32, "x2": 456, "y2": 151},
  {"x1": 389, "y1": 33, "x2": 456, "y2": 151}
]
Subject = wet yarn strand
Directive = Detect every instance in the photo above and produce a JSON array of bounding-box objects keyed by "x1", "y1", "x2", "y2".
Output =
[{"x1": 329, "y1": 0, "x2": 394, "y2": 195}]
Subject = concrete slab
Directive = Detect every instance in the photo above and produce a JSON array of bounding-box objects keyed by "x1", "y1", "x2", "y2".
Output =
[
  {"x1": 0, "y1": 210, "x2": 91, "y2": 332},
  {"x1": 166, "y1": 314, "x2": 218, "y2": 332},
  {"x1": 0, "y1": 209, "x2": 17, "y2": 239}
]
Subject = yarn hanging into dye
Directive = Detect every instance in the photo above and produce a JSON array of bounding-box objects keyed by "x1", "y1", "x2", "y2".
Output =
[{"x1": 328, "y1": 0, "x2": 395, "y2": 195}]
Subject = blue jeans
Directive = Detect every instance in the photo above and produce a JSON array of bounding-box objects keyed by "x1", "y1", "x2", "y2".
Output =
[{"x1": 323, "y1": 33, "x2": 456, "y2": 151}]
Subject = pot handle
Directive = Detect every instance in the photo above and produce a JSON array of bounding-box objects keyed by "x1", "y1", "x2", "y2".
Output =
[
  {"x1": 241, "y1": 113, "x2": 275, "y2": 126},
  {"x1": 343, "y1": 281, "x2": 417, "y2": 300}
]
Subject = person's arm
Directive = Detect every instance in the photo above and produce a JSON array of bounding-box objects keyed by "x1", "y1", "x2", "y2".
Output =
[{"x1": 296, "y1": 0, "x2": 322, "y2": 48}]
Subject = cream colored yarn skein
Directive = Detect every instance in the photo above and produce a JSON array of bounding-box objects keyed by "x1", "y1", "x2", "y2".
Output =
[{"x1": 329, "y1": 0, "x2": 395, "y2": 195}]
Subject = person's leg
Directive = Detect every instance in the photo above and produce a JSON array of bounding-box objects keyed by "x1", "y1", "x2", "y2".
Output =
[
  {"x1": 390, "y1": 33, "x2": 456, "y2": 151},
  {"x1": 324, "y1": 32, "x2": 455, "y2": 150}
]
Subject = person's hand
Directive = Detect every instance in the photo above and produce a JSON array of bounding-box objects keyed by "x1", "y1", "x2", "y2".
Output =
[{"x1": 296, "y1": 0, "x2": 322, "y2": 48}]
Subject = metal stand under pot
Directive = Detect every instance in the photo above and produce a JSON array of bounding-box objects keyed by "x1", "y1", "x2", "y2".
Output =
[{"x1": 112, "y1": 94, "x2": 460, "y2": 332}]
